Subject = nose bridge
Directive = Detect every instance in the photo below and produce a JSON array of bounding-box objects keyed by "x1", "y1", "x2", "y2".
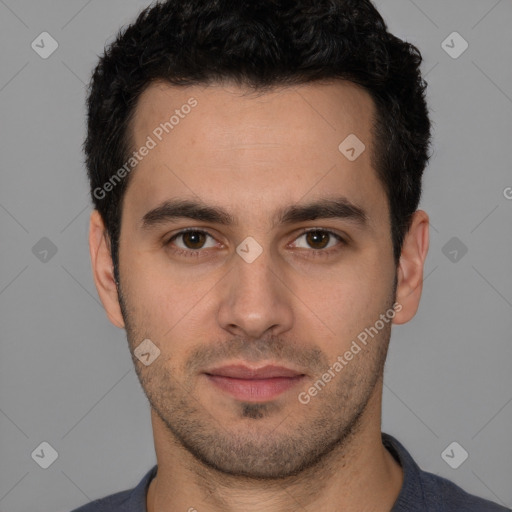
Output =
[
  {"x1": 235, "y1": 245, "x2": 277, "y2": 301},
  {"x1": 217, "y1": 239, "x2": 293, "y2": 338}
]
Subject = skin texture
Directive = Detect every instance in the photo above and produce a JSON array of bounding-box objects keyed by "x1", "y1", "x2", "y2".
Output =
[{"x1": 89, "y1": 80, "x2": 429, "y2": 512}]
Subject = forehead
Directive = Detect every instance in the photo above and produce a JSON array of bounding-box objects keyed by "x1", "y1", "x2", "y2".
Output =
[{"x1": 124, "y1": 80, "x2": 387, "y2": 230}]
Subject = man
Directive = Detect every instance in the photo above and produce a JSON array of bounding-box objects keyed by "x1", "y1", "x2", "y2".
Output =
[{"x1": 73, "y1": 0, "x2": 509, "y2": 510}]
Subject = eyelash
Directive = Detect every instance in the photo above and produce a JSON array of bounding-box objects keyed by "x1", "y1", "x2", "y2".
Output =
[{"x1": 165, "y1": 227, "x2": 347, "y2": 259}]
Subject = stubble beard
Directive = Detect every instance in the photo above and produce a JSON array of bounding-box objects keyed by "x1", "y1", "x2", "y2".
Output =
[{"x1": 117, "y1": 280, "x2": 393, "y2": 480}]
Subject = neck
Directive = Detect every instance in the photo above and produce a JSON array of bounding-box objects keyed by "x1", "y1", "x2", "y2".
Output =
[{"x1": 147, "y1": 381, "x2": 403, "y2": 512}]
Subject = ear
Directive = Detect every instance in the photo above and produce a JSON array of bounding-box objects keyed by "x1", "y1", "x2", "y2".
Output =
[
  {"x1": 392, "y1": 210, "x2": 430, "y2": 325},
  {"x1": 88, "y1": 210, "x2": 125, "y2": 328}
]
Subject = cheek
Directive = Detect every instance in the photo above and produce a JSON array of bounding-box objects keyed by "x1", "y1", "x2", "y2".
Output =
[
  {"x1": 120, "y1": 258, "x2": 172, "y2": 332},
  {"x1": 122, "y1": 259, "x2": 218, "y2": 348},
  {"x1": 299, "y1": 262, "x2": 393, "y2": 342},
  {"x1": 279, "y1": 272, "x2": 361, "y2": 352}
]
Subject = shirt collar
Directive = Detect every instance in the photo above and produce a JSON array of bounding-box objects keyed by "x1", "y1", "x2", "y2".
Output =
[{"x1": 129, "y1": 433, "x2": 427, "y2": 511}]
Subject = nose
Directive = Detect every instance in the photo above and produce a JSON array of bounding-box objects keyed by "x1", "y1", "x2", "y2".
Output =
[{"x1": 216, "y1": 244, "x2": 294, "y2": 341}]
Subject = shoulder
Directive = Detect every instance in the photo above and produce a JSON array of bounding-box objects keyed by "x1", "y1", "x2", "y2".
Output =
[
  {"x1": 420, "y1": 469, "x2": 511, "y2": 511},
  {"x1": 382, "y1": 433, "x2": 510, "y2": 512},
  {"x1": 69, "y1": 465, "x2": 157, "y2": 512},
  {"x1": 69, "y1": 490, "x2": 131, "y2": 512}
]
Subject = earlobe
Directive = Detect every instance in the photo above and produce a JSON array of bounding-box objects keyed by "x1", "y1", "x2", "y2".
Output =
[
  {"x1": 392, "y1": 210, "x2": 430, "y2": 325},
  {"x1": 88, "y1": 210, "x2": 125, "y2": 329}
]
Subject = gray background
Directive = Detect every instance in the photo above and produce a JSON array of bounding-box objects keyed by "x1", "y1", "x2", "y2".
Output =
[{"x1": 1, "y1": 0, "x2": 511, "y2": 510}]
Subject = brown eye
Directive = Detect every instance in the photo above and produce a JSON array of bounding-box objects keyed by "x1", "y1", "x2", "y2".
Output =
[
  {"x1": 305, "y1": 230, "x2": 330, "y2": 249},
  {"x1": 181, "y1": 231, "x2": 207, "y2": 249},
  {"x1": 291, "y1": 229, "x2": 346, "y2": 256},
  {"x1": 167, "y1": 229, "x2": 217, "y2": 253}
]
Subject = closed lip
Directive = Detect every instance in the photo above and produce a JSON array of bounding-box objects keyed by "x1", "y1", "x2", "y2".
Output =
[{"x1": 204, "y1": 364, "x2": 305, "y2": 379}]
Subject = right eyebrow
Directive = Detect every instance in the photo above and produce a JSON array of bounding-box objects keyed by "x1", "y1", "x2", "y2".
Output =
[{"x1": 140, "y1": 199, "x2": 236, "y2": 230}]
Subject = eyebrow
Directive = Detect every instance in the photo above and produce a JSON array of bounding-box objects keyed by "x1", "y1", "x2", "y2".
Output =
[{"x1": 140, "y1": 197, "x2": 368, "y2": 231}]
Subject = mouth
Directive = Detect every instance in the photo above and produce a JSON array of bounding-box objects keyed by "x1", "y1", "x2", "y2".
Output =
[{"x1": 203, "y1": 364, "x2": 306, "y2": 402}]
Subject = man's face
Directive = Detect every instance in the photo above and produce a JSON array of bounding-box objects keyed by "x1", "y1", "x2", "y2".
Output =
[{"x1": 116, "y1": 81, "x2": 397, "y2": 478}]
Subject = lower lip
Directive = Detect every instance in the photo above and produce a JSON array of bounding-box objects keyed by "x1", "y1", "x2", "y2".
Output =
[{"x1": 206, "y1": 374, "x2": 305, "y2": 402}]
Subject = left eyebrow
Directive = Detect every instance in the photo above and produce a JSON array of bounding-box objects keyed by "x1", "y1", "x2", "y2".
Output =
[
  {"x1": 140, "y1": 196, "x2": 369, "y2": 231},
  {"x1": 273, "y1": 197, "x2": 368, "y2": 229}
]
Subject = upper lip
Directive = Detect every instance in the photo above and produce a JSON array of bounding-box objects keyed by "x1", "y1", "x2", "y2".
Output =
[{"x1": 204, "y1": 364, "x2": 304, "y2": 379}]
